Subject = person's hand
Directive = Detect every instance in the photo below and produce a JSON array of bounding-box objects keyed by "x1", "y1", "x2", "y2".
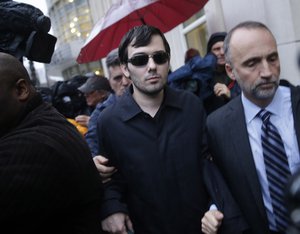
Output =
[
  {"x1": 75, "y1": 115, "x2": 90, "y2": 127},
  {"x1": 101, "y1": 213, "x2": 134, "y2": 234},
  {"x1": 93, "y1": 155, "x2": 117, "y2": 183},
  {"x1": 201, "y1": 210, "x2": 224, "y2": 234},
  {"x1": 214, "y1": 83, "x2": 231, "y2": 99}
]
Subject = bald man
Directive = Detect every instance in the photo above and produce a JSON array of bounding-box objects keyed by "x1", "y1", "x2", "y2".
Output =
[
  {"x1": 0, "y1": 52, "x2": 103, "y2": 233},
  {"x1": 202, "y1": 21, "x2": 300, "y2": 234}
]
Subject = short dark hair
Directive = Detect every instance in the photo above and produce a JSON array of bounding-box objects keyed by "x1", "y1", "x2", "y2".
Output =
[
  {"x1": 118, "y1": 25, "x2": 171, "y2": 64},
  {"x1": 224, "y1": 21, "x2": 274, "y2": 66},
  {"x1": 184, "y1": 48, "x2": 200, "y2": 63},
  {"x1": 106, "y1": 48, "x2": 120, "y2": 68}
]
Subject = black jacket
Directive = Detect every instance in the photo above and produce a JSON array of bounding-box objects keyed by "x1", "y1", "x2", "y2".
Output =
[{"x1": 0, "y1": 94, "x2": 103, "y2": 233}]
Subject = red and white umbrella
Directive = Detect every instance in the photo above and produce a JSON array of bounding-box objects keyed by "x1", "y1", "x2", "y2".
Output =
[{"x1": 77, "y1": 0, "x2": 208, "y2": 64}]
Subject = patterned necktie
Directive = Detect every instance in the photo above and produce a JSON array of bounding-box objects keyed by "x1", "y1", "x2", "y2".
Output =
[{"x1": 258, "y1": 109, "x2": 291, "y2": 232}]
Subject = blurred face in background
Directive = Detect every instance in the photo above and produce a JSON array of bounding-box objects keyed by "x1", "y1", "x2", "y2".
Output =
[
  {"x1": 84, "y1": 90, "x2": 107, "y2": 107},
  {"x1": 211, "y1": 41, "x2": 225, "y2": 66},
  {"x1": 108, "y1": 65, "x2": 131, "y2": 96}
]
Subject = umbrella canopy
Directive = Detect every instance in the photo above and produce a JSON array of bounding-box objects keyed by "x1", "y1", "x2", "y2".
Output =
[{"x1": 77, "y1": 0, "x2": 208, "y2": 64}]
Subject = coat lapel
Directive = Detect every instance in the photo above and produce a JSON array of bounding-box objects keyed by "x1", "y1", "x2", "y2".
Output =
[
  {"x1": 291, "y1": 85, "x2": 300, "y2": 152},
  {"x1": 226, "y1": 97, "x2": 268, "y2": 221}
]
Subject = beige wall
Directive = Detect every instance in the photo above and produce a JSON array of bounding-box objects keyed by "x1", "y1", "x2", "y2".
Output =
[{"x1": 165, "y1": 26, "x2": 187, "y2": 71}]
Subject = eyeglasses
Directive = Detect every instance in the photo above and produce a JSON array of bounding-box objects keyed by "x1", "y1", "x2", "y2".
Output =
[{"x1": 127, "y1": 51, "x2": 169, "y2": 67}]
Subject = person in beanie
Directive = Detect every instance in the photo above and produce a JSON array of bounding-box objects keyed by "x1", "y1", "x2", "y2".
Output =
[{"x1": 203, "y1": 31, "x2": 241, "y2": 114}]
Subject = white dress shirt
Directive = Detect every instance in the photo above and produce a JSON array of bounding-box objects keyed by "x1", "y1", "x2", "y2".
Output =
[{"x1": 242, "y1": 85, "x2": 300, "y2": 230}]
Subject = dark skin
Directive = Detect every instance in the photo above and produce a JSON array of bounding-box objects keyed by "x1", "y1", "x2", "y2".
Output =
[{"x1": 0, "y1": 52, "x2": 35, "y2": 138}]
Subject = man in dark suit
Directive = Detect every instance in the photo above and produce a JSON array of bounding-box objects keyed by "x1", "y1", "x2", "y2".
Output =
[
  {"x1": 201, "y1": 21, "x2": 300, "y2": 234},
  {"x1": 0, "y1": 52, "x2": 103, "y2": 233},
  {"x1": 98, "y1": 25, "x2": 210, "y2": 234}
]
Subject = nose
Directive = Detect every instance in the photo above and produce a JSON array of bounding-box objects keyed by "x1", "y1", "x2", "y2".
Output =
[
  {"x1": 147, "y1": 56, "x2": 157, "y2": 70},
  {"x1": 220, "y1": 47, "x2": 224, "y2": 55},
  {"x1": 121, "y1": 75, "x2": 130, "y2": 86},
  {"x1": 260, "y1": 60, "x2": 272, "y2": 78}
]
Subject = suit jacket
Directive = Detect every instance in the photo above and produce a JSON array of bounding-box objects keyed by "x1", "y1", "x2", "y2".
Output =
[
  {"x1": 206, "y1": 84, "x2": 300, "y2": 234},
  {"x1": 203, "y1": 159, "x2": 249, "y2": 233}
]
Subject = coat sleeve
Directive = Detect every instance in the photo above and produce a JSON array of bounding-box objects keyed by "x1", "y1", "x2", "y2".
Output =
[
  {"x1": 202, "y1": 159, "x2": 249, "y2": 234},
  {"x1": 97, "y1": 112, "x2": 129, "y2": 220}
]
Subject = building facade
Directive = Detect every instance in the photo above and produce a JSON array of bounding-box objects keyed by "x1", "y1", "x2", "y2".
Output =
[
  {"x1": 45, "y1": 0, "x2": 300, "y2": 85},
  {"x1": 45, "y1": 0, "x2": 105, "y2": 79},
  {"x1": 45, "y1": 0, "x2": 209, "y2": 80}
]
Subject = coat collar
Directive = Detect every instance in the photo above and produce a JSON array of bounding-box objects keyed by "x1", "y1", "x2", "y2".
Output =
[
  {"x1": 291, "y1": 84, "x2": 300, "y2": 153},
  {"x1": 226, "y1": 97, "x2": 269, "y2": 222},
  {"x1": 118, "y1": 86, "x2": 182, "y2": 122}
]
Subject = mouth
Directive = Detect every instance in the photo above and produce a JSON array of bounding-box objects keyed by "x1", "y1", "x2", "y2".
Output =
[
  {"x1": 217, "y1": 57, "x2": 225, "y2": 64},
  {"x1": 257, "y1": 82, "x2": 276, "y2": 89},
  {"x1": 146, "y1": 75, "x2": 160, "y2": 82}
]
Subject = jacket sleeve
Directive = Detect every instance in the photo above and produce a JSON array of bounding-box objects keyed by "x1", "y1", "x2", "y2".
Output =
[
  {"x1": 97, "y1": 111, "x2": 129, "y2": 220},
  {"x1": 100, "y1": 171, "x2": 129, "y2": 219},
  {"x1": 85, "y1": 104, "x2": 102, "y2": 156},
  {"x1": 202, "y1": 159, "x2": 249, "y2": 234}
]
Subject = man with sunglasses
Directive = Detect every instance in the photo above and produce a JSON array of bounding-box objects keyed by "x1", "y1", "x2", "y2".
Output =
[{"x1": 98, "y1": 25, "x2": 210, "y2": 234}]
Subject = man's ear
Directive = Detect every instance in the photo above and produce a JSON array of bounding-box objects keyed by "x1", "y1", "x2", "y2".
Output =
[
  {"x1": 15, "y1": 79, "x2": 30, "y2": 101},
  {"x1": 120, "y1": 64, "x2": 130, "y2": 79},
  {"x1": 225, "y1": 63, "x2": 236, "y2": 81}
]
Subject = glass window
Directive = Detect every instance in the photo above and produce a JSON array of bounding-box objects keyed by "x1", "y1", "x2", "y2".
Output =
[
  {"x1": 79, "y1": 22, "x2": 92, "y2": 32},
  {"x1": 185, "y1": 23, "x2": 207, "y2": 56},
  {"x1": 182, "y1": 9, "x2": 207, "y2": 56}
]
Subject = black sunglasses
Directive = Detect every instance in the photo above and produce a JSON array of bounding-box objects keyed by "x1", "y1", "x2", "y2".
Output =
[{"x1": 127, "y1": 51, "x2": 169, "y2": 67}]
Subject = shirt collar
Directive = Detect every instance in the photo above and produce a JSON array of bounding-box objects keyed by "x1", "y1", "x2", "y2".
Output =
[
  {"x1": 242, "y1": 86, "x2": 286, "y2": 124},
  {"x1": 267, "y1": 86, "x2": 287, "y2": 118},
  {"x1": 119, "y1": 86, "x2": 182, "y2": 121}
]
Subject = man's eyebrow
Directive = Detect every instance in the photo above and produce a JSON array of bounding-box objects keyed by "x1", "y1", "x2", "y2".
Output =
[
  {"x1": 131, "y1": 52, "x2": 147, "y2": 56},
  {"x1": 267, "y1": 51, "x2": 279, "y2": 59},
  {"x1": 242, "y1": 51, "x2": 278, "y2": 65},
  {"x1": 241, "y1": 56, "x2": 261, "y2": 65}
]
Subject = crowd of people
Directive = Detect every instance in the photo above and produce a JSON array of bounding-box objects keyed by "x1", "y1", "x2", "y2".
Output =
[{"x1": 0, "y1": 18, "x2": 299, "y2": 234}]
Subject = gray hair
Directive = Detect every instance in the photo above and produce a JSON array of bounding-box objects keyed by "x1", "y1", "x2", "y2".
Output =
[
  {"x1": 105, "y1": 48, "x2": 120, "y2": 68},
  {"x1": 224, "y1": 21, "x2": 274, "y2": 67}
]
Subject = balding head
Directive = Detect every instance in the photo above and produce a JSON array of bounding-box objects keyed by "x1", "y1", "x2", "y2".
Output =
[
  {"x1": 223, "y1": 21, "x2": 280, "y2": 108},
  {"x1": 0, "y1": 52, "x2": 31, "y2": 86},
  {"x1": 0, "y1": 52, "x2": 35, "y2": 137},
  {"x1": 224, "y1": 21, "x2": 275, "y2": 67}
]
